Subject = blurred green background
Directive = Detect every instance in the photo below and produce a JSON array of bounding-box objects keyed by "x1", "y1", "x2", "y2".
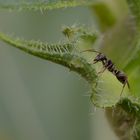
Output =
[{"x1": 0, "y1": 1, "x2": 121, "y2": 140}]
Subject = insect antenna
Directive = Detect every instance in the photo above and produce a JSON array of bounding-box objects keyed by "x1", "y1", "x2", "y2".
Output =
[{"x1": 80, "y1": 49, "x2": 100, "y2": 53}]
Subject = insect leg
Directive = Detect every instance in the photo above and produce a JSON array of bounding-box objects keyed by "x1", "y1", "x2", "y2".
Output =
[
  {"x1": 97, "y1": 62, "x2": 113, "y2": 74},
  {"x1": 120, "y1": 82, "x2": 126, "y2": 96},
  {"x1": 126, "y1": 81, "x2": 130, "y2": 89},
  {"x1": 97, "y1": 66, "x2": 107, "y2": 74}
]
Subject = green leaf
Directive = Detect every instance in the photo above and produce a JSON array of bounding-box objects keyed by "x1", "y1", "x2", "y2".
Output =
[
  {"x1": 0, "y1": 31, "x2": 98, "y2": 88},
  {"x1": 0, "y1": 0, "x2": 92, "y2": 11},
  {"x1": 106, "y1": 97, "x2": 140, "y2": 140},
  {"x1": 91, "y1": 2, "x2": 117, "y2": 31},
  {"x1": 62, "y1": 24, "x2": 98, "y2": 45},
  {"x1": 0, "y1": 31, "x2": 126, "y2": 108},
  {"x1": 103, "y1": 1, "x2": 140, "y2": 139},
  {"x1": 122, "y1": 0, "x2": 140, "y2": 97},
  {"x1": 127, "y1": 0, "x2": 140, "y2": 26}
]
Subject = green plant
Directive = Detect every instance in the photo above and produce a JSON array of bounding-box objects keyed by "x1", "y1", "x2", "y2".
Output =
[{"x1": 0, "y1": 0, "x2": 140, "y2": 139}]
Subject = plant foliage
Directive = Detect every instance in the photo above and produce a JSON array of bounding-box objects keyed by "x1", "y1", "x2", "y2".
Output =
[{"x1": 0, "y1": 0, "x2": 140, "y2": 139}]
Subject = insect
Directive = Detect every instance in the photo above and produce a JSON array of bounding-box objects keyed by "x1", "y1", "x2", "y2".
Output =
[{"x1": 81, "y1": 49, "x2": 130, "y2": 96}]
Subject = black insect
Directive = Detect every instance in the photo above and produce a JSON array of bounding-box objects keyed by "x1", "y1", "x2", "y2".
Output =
[{"x1": 82, "y1": 49, "x2": 130, "y2": 96}]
